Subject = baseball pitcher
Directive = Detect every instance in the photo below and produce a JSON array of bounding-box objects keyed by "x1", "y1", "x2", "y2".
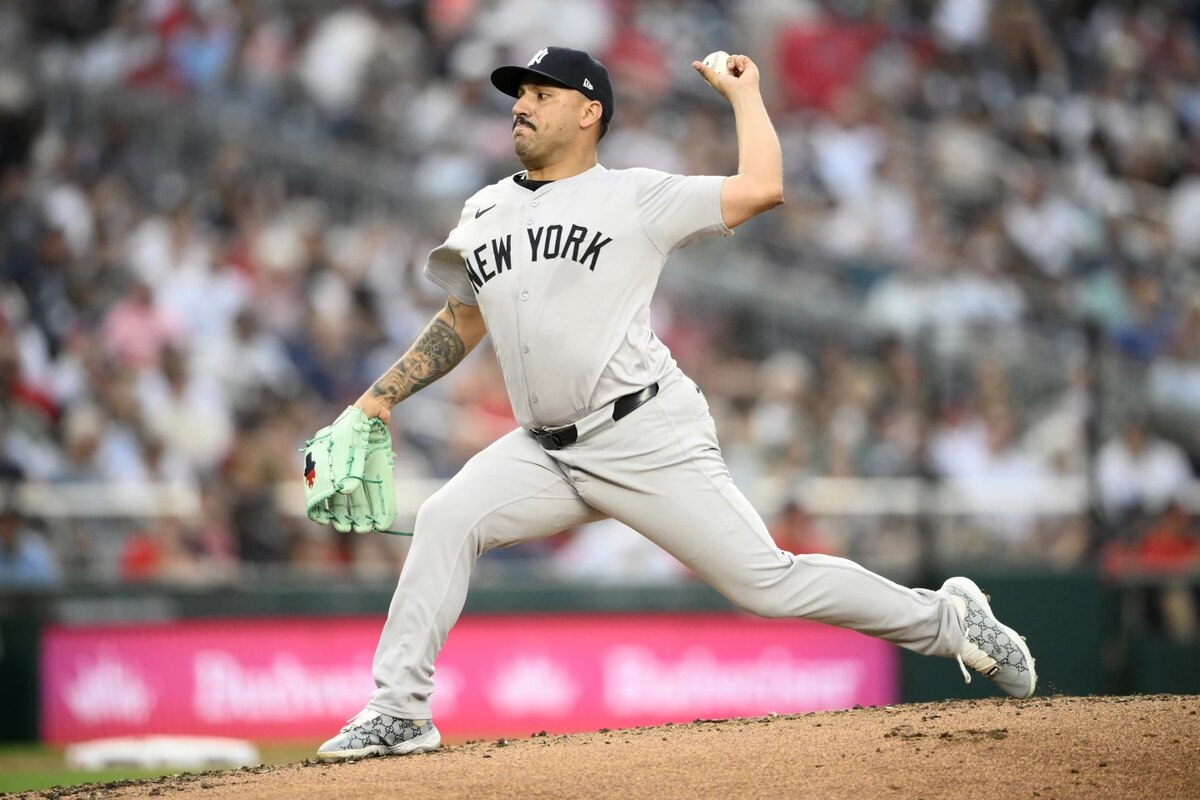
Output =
[{"x1": 309, "y1": 47, "x2": 1037, "y2": 760}]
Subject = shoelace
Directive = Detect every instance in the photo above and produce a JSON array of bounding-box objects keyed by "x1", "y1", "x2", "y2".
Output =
[
  {"x1": 339, "y1": 709, "x2": 379, "y2": 732},
  {"x1": 956, "y1": 640, "x2": 1001, "y2": 685}
]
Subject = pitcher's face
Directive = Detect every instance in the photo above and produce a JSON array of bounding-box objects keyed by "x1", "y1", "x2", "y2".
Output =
[{"x1": 511, "y1": 82, "x2": 590, "y2": 165}]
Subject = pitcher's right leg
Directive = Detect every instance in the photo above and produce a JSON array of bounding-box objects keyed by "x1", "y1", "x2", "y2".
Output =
[
  {"x1": 320, "y1": 428, "x2": 602, "y2": 760},
  {"x1": 370, "y1": 427, "x2": 603, "y2": 718}
]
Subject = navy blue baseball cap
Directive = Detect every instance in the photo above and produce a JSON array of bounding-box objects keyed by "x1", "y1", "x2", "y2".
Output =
[{"x1": 491, "y1": 46, "x2": 614, "y2": 124}]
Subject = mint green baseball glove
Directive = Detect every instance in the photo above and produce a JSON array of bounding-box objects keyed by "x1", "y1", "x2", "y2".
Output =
[{"x1": 303, "y1": 407, "x2": 405, "y2": 535}]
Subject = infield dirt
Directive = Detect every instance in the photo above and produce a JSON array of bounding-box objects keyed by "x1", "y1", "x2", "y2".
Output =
[{"x1": 5, "y1": 695, "x2": 1198, "y2": 800}]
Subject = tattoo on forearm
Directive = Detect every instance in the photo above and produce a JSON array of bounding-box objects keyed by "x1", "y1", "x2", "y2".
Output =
[{"x1": 369, "y1": 316, "x2": 466, "y2": 405}]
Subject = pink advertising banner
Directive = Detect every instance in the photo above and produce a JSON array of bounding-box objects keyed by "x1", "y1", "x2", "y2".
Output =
[{"x1": 41, "y1": 614, "x2": 897, "y2": 743}]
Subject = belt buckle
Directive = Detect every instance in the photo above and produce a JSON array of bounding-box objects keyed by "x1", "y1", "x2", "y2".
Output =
[{"x1": 533, "y1": 425, "x2": 576, "y2": 450}]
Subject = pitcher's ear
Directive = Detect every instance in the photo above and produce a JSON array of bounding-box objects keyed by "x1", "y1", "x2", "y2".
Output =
[{"x1": 581, "y1": 99, "x2": 603, "y2": 128}]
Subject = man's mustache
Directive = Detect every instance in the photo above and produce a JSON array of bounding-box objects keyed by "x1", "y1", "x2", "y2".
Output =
[{"x1": 513, "y1": 118, "x2": 536, "y2": 131}]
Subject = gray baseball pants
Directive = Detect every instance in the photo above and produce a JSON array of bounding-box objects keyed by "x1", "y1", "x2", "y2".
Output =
[{"x1": 368, "y1": 368, "x2": 964, "y2": 718}]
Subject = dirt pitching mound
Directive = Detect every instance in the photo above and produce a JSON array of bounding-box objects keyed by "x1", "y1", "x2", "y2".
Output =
[{"x1": 9, "y1": 695, "x2": 1199, "y2": 800}]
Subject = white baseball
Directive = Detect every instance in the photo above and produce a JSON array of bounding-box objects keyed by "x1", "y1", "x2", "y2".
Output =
[{"x1": 703, "y1": 50, "x2": 731, "y2": 76}]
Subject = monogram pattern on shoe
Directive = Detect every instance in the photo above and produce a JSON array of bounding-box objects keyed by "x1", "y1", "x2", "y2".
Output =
[
  {"x1": 323, "y1": 712, "x2": 432, "y2": 752},
  {"x1": 946, "y1": 583, "x2": 1030, "y2": 677},
  {"x1": 941, "y1": 576, "x2": 1036, "y2": 699}
]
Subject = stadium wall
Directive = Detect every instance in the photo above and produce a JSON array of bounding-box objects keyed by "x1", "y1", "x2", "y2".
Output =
[{"x1": 1, "y1": 571, "x2": 1196, "y2": 743}]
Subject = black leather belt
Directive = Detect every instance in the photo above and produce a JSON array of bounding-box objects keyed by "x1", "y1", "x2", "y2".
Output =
[{"x1": 532, "y1": 383, "x2": 660, "y2": 450}]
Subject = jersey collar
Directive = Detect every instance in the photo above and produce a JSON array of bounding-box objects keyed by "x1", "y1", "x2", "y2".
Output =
[{"x1": 506, "y1": 163, "x2": 608, "y2": 196}]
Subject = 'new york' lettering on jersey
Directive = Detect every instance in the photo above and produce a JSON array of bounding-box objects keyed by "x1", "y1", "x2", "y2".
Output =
[
  {"x1": 463, "y1": 225, "x2": 614, "y2": 290},
  {"x1": 424, "y1": 164, "x2": 732, "y2": 430}
]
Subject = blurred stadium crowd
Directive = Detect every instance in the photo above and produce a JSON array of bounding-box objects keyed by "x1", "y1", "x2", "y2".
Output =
[{"x1": 0, "y1": 0, "x2": 1198, "y2": 630}]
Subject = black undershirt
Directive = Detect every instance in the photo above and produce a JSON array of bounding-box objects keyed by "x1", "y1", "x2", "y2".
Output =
[{"x1": 513, "y1": 174, "x2": 554, "y2": 191}]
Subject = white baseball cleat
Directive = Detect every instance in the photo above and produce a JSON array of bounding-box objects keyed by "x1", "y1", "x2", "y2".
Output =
[
  {"x1": 941, "y1": 576, "x2": 1037, "y2": 699},
  {"x1": 316, "y1": 708, "x2": 441, "y2": 761}
]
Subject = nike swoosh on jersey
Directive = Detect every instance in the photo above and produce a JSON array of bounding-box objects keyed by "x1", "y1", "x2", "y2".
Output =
[{"x1": 475, "y1": 204, "x2": 497, "y2": 218}]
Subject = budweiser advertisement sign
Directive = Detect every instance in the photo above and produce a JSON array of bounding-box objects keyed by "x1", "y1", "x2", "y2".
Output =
[{"x1": 41, "y1": 614, "x2": 897, "y2": 743}]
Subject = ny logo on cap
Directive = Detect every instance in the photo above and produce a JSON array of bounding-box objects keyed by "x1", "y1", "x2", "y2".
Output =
[
  {"x1": 583, "y1": 78, "x2": 594, "y2": 90},
  {"x1": 529, "y1": 48, "x2": 549, "y2": 66}
]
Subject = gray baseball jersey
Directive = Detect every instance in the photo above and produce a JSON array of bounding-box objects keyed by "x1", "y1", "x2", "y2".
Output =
[{"x1": 424, "y1": 164, "x2": 729, "y2": 430}]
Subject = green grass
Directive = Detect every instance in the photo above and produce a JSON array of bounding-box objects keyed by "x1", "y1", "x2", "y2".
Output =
[
  {"x1": 0, "y1": 767, "x2": 192, "y2": 794},
  {"x1": 0, "y1": 743, "x2": 316, "y2": 795}
]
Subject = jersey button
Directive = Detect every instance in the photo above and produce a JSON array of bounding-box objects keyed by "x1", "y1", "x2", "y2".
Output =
[
  {"x1": 531, "y1": 396, "x2": 539, "y2": 404},
  {"x1": 526, "y1": 219, "x2": 534, "y2": 226},
  {"x1": 522, "y1": 345, "x2": 530, "y2": 353},
  {"x1": 531, "y1": 199, "x2": 539, "y2": 207},
  {"x1": 521, "y1": 291, "x2": 529, "y2": 301}
]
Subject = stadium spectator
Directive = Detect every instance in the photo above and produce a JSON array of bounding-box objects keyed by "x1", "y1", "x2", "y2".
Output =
[
  {"x1": 118, "y1": 510, "x2": 236, "y2": 585},
  {"x1": 137, "y1": 344, "x2": 233, "y2": 474},
  {"x1": 1102, "y1": 501, "x2": 1200, "y2": 643},
  {"x1": 1096, "y1": 417, "x2": 1193, "y2": 526},
  {"x1": 770, "y1": 501, "x2": 839, "y2": 558},
  {"x1": 196, "y1": 306, "x2": 301, "y2": 416},
  {"x1": 99, "y1": 281, "x2": 185, "y2": 370},
  {"x1": 0, "y1": 476, "x2": 59, "y2": 588}
]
